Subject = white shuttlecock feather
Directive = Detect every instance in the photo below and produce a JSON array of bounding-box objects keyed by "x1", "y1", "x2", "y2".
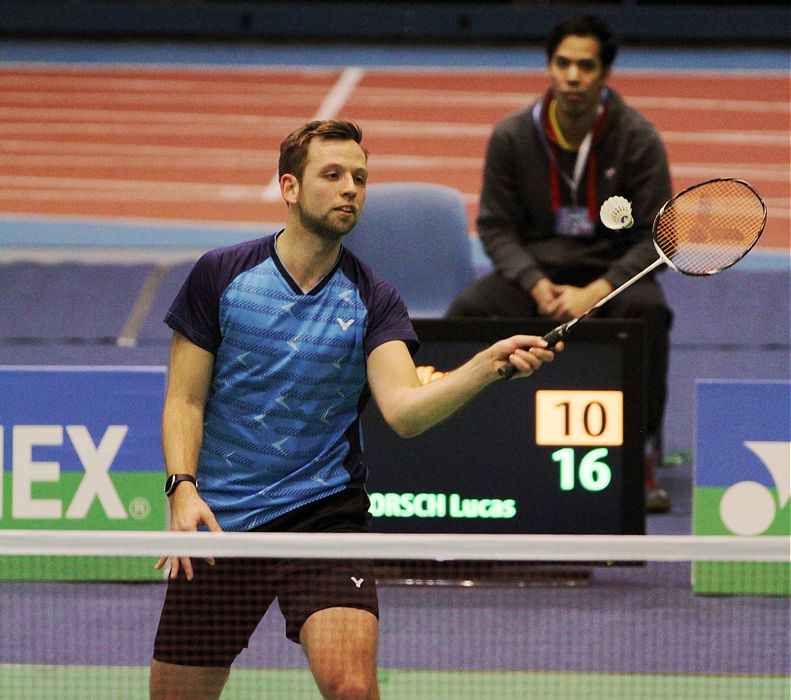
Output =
[{"x1": 600, "y1": 196, "x2": 634, "y2": 230}]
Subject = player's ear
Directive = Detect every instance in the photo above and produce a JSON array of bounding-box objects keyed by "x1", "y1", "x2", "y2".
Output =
[{"x1": 280, "y1": 173, "x2": 299, "y2": 206}]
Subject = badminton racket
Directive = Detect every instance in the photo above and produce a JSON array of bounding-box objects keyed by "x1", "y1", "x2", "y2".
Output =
[{"x1": 499, "y1": 177, "x2": 767, "y2": 379}]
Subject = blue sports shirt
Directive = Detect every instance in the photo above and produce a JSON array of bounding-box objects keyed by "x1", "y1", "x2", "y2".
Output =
[{"x1": 165, "y1": 233, "x2": 418, "y2": 531}]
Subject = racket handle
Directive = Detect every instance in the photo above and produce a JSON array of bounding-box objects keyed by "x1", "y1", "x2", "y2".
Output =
[
  {"x1": 497, "y1": 321, "x2": 572, "y2": 381},
  {"x1": 498, "y1": 361, "x2": 519, "y2": 380},
  {"x1": 542, "y1": 323, "x2": 570, "y2": 349}
]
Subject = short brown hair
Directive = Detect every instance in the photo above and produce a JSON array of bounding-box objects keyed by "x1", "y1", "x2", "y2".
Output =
[{"x1": 278, "y1": 120, "x2": 366, "y2": 181}]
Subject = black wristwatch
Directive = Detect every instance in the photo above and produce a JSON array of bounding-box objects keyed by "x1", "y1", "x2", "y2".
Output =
[{"x1": 164, "y1": 474, "x2": 198, "y2": 497}]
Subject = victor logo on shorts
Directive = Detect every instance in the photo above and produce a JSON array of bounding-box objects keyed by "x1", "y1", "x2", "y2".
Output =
[{"x1": 351, "y1": 577, "x2": 364, "y2": 588}]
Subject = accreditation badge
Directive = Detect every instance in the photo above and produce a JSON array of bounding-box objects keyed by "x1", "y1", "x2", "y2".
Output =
[{"x1": 555, "y1": 206, "x2": 595, "y2": 237}]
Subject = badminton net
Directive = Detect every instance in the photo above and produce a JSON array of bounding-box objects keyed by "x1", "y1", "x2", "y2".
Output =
[{"x1": 0, "y1": 530, "x2": 788, "y2": 700}]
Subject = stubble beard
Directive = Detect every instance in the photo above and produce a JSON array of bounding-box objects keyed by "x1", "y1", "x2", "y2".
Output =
[{"x1": 297, "y1": 202, "x2": 358, "y2": 242}]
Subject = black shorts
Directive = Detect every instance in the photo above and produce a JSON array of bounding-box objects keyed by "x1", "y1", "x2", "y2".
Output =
[{"x1": 152, "y1": 489, "x2": 379, "y2": 667}]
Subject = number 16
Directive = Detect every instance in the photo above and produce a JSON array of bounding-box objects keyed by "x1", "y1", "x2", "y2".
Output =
[{"x1": 552, "y1": 447, "x2": 612, "y2": 492}]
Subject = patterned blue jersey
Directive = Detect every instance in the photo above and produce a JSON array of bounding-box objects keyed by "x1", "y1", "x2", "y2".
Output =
[{"x1": 165, "y1": 233, "x2": 417, "y2": 531}]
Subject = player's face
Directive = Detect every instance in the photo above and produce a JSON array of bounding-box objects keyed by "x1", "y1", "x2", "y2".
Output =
[
  {"x1": 548, "y1": 35, "x2": 608, "y2": 121},
  {"x1": 295, "y1": 138, "x2": 369, "y2": 240}
]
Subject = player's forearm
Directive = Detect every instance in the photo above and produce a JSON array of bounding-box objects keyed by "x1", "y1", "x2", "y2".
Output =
[
  {"x1": 383, "y1": 353, "x2": 497, "y2": 438},
  {"x1": 161, "y1": 396, "x2": 204, "y2": 477}
]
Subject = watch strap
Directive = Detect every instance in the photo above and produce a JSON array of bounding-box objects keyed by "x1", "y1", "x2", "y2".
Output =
[{"x1": 165, "y1": 473, "x2": 198, "y2": 497}]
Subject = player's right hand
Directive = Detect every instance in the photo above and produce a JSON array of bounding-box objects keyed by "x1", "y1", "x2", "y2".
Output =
[{"x1": 155, "y1": 489, "x2": 222, "y2": 581}]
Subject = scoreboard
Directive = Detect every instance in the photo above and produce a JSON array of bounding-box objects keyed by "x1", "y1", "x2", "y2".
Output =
[{"x1": 364, "y1": 319, "x2": 646, "y2": 536}]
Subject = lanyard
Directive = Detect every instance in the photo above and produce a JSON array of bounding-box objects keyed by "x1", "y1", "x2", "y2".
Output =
[{"x1": 532, "y1": 89, "x2": 607, "y2": 207}]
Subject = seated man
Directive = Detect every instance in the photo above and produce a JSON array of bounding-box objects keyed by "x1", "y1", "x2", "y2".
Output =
[{"x1": 446, "y1": 15, "x2": 673, "y2": 512}]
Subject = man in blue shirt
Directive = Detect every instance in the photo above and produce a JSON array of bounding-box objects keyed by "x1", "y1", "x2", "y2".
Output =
[{"x1": 150, "y1": 119, "x2": 559, "y2": 700}]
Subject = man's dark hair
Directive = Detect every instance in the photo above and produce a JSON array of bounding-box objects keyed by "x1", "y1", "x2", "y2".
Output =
[
  {"x1": 279, "y1": 119, "x2": 367, "y2": 181},
  {"x1": 545, "y1": 15, "x2": 618, "y2": 70}
]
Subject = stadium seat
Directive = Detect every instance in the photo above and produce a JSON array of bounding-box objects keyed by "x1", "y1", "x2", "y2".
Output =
[{"x1": 344, "y1": 182, "x2": 474, "y2": 318}]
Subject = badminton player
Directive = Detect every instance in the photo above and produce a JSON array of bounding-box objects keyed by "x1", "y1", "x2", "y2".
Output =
[
  {"x1": 149, "y1": 120, "x2": 559, "y2": 700},
  {"x1": 446, "y1": 15, "x2": 674, "y2": 512}
]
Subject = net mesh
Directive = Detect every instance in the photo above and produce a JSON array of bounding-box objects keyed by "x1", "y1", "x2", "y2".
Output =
[
  {"x1": 1, "y1": 531, "x2": 788, "y2": 700},
  {"x1": 654, "y1": 179, "x2": 766, "y2": 275}
]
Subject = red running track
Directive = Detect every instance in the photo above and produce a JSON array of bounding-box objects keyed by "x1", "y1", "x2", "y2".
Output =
[{"x1": 0, "y1": 65, "x2": 787, "y2": 249}]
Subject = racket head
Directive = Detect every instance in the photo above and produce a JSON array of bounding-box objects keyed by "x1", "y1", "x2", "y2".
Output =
[{"x1": 652, "y1": 178, "x2": 767, "y2": 276}]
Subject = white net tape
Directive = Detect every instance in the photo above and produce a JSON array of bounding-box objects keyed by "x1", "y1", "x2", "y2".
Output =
[{"x1": 0, "y1": 530, "x2": 787, "y2": 562}]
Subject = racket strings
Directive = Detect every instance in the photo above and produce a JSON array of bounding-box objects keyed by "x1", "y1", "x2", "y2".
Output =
[{"x1": 654, "y1": 180, "x2": 766, "y2": 275}]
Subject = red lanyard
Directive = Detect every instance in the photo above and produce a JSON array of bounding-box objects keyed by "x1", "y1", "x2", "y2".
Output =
[{"x1": 533, "y1": 90, "x2": 609, "y2": 220}]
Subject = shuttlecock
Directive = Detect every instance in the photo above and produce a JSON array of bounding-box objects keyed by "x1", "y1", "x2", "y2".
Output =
[{"x1": 600, "y1": 196, "x2": 634, "y2": 230}]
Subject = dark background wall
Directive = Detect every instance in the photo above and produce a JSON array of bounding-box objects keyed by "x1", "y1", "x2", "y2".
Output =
[{"x1": 0, "y1": 1, "x2": 789, "y2": 44}]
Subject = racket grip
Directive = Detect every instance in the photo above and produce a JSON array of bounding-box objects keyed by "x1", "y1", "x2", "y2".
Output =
[
  {"x1": 497, "y1": 321, "x2": 571, "y2": 381},
  {"x1": 498, "y1": 362, "x2": 519, "y2": 380},
  {"x1": 542, "y1": 323, "x2": 570, "y2": 349}
]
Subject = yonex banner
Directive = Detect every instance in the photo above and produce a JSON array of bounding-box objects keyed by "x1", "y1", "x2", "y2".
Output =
[
  {"x1": 693, "y1": 380, "x2": 790, "y2": 595},
  {"x1": 0, "y1": 366, "x2": 167, "y2": 581}
]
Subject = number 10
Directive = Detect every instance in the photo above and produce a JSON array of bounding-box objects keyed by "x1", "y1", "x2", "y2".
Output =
[{"x1": 552, "y1": 447, "x2": 612, "y2": 492}]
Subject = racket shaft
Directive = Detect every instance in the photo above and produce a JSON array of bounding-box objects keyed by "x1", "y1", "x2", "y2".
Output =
[
  {"x1": 587, "y1": 258, "x2": 664, "y2": 314},
  {"x1": 543, "y1": 321, "x2": 574, "y2": 347},
  {"x1": 498, "y1": 257, "x2": 665, "y2": 380}
]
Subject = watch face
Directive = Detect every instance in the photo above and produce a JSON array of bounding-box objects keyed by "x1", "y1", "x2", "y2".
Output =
[{"x1": 165, "y1": 474, "x2": 196, "y2": 496}]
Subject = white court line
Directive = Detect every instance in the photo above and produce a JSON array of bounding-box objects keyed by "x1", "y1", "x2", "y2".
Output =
[
  {"x1": 0, "y1": 153, "x2": 279, "y2": 169},
  {"x1": 3, "y1": 86, "x2": 534, "y2": 107},
  {"x1": 0, "y1": 139, "x2": 277, "y2": 157},
  {"x1": 2, "y1": 128, "x2": 786, "y2": 162},
  {"x1": 0, "y1": 106, "x2": 313, "y2": 124},
  {"x1": 0, "y1": 189, "x2": 264, "y2": 203},
  {"x1": 660, "y1": 130, "x2": 789, "y2": 146},
  {"x1": 0, "y1": 210, "x2": 275, "y2": 230},
  {"x1": 5, "y1": 85, "x2": 790, "y2": 114},
  {"x1": 1, "y1": 88, "x2": 787, "y2": 118},
  {"x1": 669, "y1": 163, "x2": 789, "y2": 182},
  {"x1": 0, "y1": 121, "x2": 322, "y2": 138},
  {"x1": 0, "y1": 175, "x2": 266, "y2": 201},
  {"x1": 1, "y1": 90, "x2": 327, "y2": 108},
  {"x1": 630, "y1": 95, "x2": 790, "y2": 113},
  {"x1": 2, "y1": 67, "x2": 788, "y2": 106},
  {"x1": 116, "y1": 264, "x2": 170, "y2": 347},
  {"x1": 1, "y1": 157, "x2": 787, "y2": 188},
  {"x1": 1, "y1": 117, "x2": 788, "y2": 146},
  {"x1": 0, "y1": 79, "x2": 343, "y2": 95},
  {"x1": 0, "y1": 152, "x2": 482, "y2": 170},
  {"x1": 3, "y1": 152, "x2": 789, "y2": 172},
  {"x1": 261, "y1": 66, "x2": 365, "y2": 202},
  {"x1": 0, "y1": 63, "x2": 340, "y2": 75},
  {"x1": 1, "y1": 189, "x2": 787, "y2": 221}
]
